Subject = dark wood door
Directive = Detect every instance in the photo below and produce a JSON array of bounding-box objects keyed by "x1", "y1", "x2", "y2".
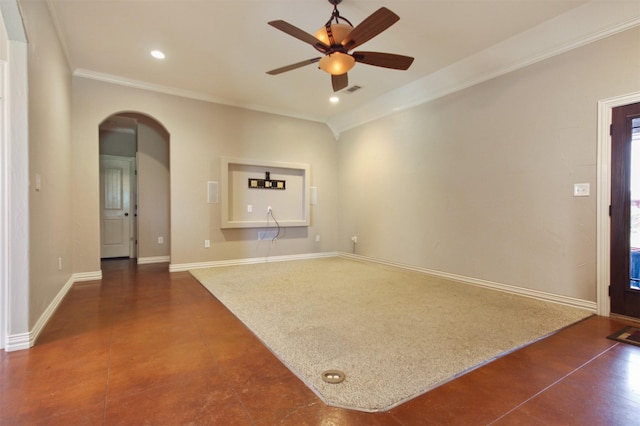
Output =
[{"x1": 610, "y1": 102, "x2": 640, "y2": 318}]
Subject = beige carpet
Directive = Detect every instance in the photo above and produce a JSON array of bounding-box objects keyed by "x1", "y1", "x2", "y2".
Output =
[{"x1": 190, "y1": 257, "x2": 592, "y2": 412}]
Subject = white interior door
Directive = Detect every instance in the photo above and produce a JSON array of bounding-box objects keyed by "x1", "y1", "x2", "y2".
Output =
[{"x1": 100, "y1": 155, "x2": 133, "y2": 258}]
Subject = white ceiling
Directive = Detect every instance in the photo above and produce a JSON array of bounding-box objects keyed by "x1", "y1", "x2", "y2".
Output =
[{"x1": 45, "y1": 0, "x2": 639, "y2": 134}]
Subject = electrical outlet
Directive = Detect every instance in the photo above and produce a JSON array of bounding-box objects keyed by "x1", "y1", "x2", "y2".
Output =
[
  {"x1": 158, "y1": 236, "x2": 164, "y2": 244},
  {"x1": 204, "y1": 239, "x2": 210, "y2": 248},
  {"x1": 247, "y1": 204, "x2": 252, "y2": 213},
  {"x1": 351, "y1": 236, "x2": 358, "y2": 244},
  {"x1": 316, "y1": 234, "x2": 321, "y2": 242},
  {"x1": 267, "y1": 206, "x2": 272, "y2": 213}
]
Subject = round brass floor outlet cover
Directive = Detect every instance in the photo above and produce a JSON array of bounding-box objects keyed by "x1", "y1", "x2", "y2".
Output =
[{"x1": 322, "y1": 370, "x2": 345, "y2": 384}]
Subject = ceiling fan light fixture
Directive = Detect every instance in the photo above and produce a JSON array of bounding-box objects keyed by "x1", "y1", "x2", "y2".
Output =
[
  {"x1": 314, "y1": 23, "x2": 352, "y2": 46},
  {"x1": 318, "y1": 52, "x2": 355, "y2": 75},
  {"x1": 266, "y1": 3, "x2": 411, "y2": 90}
]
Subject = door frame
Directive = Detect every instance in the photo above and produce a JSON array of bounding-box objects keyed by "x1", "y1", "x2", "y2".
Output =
[{"x1": 597, "y1": 91, "x2": 640, "y2": 317}]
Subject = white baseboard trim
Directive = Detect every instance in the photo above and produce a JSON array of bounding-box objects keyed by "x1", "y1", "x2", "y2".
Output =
[
  {"x1": 4, "y1": 270, "x2": 102, "y2": 352},
  {"x1": 138, "y1": 256, "x2": 171, "y2": 265},
  {"x1": 5, "y1": 332, "x2": 30, "y2": 352},
  {"x1": 72, "y1": 270, "x2": 103, "y2": 282},
  {"x1": 28, "y1": 275, "x2": 75, "y2": 347},
  {"x1": 339, "y1": 252, "x2": 597, "y2": 312},
  {"x1": 171, "y1": 251, "x2": 339, "y2": 272}
]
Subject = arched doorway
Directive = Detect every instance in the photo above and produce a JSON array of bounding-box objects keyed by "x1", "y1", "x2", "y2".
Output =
[{"x1": 99, "y1": 112, "x2": 171, "y2": 264}]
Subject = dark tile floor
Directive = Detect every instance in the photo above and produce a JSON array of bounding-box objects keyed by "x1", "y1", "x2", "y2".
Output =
[{"x1": 1, "y1": 259, "x2": 639, "y2": 425}]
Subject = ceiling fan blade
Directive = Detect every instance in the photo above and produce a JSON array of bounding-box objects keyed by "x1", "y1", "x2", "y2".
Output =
[
  {"x1": 332, "y1": 73, "x2": 348, "y2": 92},
  {"x1": 341, "y1": 7, "x2": 399, "y2": 51},
  {"x1": 268, "y1": 20, "x2": 330, "y2": 52},
  {"x1": 266, "y1": 58, "x2": 321, "y2": 75},
  {"x1": 352, "y1": 51, "x2": 414, "y2": 70}
]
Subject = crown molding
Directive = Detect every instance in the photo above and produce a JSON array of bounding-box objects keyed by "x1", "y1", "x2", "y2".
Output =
[
  {"x1": 73, "y1": 68, "x2": 326, "y2": 125},
  {"x1": 326, "y1": 1, "x2": 640, "y2": 137}
]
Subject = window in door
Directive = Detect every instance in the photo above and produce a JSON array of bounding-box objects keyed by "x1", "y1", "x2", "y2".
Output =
[{"x1": 629, "y1": 119, "x2": 640, "y2": 290}]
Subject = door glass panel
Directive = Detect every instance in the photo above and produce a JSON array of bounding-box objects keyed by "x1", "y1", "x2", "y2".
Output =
[
  {"x1": 104, "y1": 167, "x2": 123, "y2": 210},
  {"x1": 629, "y1": 118, "x2": 640, "y2": 290}
]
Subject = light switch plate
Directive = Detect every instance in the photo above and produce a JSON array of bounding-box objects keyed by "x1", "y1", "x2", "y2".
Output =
[{"x1": 574, "y1": 183, "x2": 590, "y2": 197}]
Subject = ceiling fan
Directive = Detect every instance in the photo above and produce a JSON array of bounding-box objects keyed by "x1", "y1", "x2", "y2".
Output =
[{"x1": 266, "y1": 0, "x2": 414, "y2": 92}]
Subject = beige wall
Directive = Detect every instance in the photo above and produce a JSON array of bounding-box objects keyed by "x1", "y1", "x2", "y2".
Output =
[
  {"x1": 136, "y1": 116, "x2": 170, "y2": 259},
  {"x1": 337, "y1": 27, "x2": 640, "y2": 302},
  {"x1": 0, "y1": 8, "x2": 7, "y2": 60},
  {"x1": 99, "y1": 130, "x2": 136, "y2": 157},
  {"x1": 71, "y1": 79, "x2": 339, "y2": 272},
  {"x1": 21, "y1": 0, "x2": 73, "y2": 327}
]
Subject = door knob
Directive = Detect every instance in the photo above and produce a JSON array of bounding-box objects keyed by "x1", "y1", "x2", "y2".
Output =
[{"x1": 124, "y1": 213, "x2": 129, "y2": 216}]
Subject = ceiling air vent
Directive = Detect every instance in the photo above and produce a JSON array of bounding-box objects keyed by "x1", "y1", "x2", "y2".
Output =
[{"x1": 345, "y1": 85, "x2": 362, "y2": 94}]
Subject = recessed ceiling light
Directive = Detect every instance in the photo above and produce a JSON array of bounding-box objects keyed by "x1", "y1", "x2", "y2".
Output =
[
  {"x1": 329, "y1": 96, "x2": 340, "y2": 103},
  {"x1": 150, "y1": 50, "x2": 165, "y2": 59}
]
